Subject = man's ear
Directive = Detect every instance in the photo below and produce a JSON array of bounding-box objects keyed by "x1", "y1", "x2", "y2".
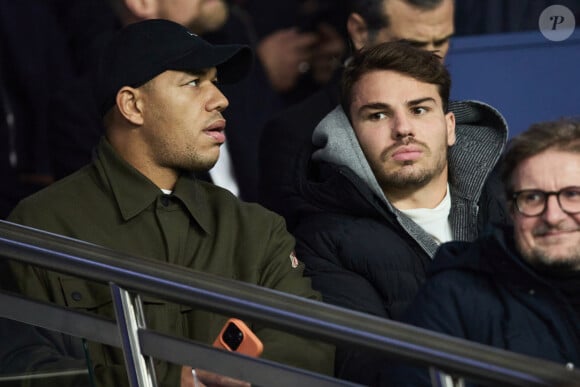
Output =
[
  {"x1": 445, "y1": 111, "x2": 456, "y2": 146},
  {"x1": 123, "y1": 0, "x2": 158, "y2": 19},
  {"x1": 116, "y1": 86, "x2": 145, "y2": 125},
  {"x1": 347, "y1": 13, "x2": 369, "y2": 51}
]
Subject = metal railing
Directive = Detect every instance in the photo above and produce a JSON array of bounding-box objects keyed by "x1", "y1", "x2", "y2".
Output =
[{"x1": 0, "y1": 220, "x2": 578, "y2": 386}]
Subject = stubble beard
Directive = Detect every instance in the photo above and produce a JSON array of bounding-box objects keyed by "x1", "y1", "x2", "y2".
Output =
[
  {"x1": 372, "y1": 139, "x2": 448, "y2": 191},
  {"x1": 150, "y1": 122, "x2": 221, "y2": 174},
  {"x1": 157, "y1": 140, "x2": 220, "y2": 174},
  {"x1": 376, "y1": 161, "x2": 435, "y2": 190},
  {"x1": 518, "y1": 225, "x2": 580, "y2": 271},
  {"x1": 183, "y1": 145, "x2": 220, "y2": 173},
  {"x1": 187, "y1": 153, "x2": 219, "y2": 173},
  {"x1": 522, "y1": 246, "x2": 580, "y2": 271}
]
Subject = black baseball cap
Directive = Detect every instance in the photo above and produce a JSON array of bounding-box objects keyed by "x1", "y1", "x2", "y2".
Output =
[{"x1": 95, "y1": 19, "x2": 253, "y2": 116}]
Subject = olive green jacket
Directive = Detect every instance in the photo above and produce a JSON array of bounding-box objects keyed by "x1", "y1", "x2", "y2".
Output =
[{"x1": 7, "y1": 138, "x2": 334, "y2": 386}]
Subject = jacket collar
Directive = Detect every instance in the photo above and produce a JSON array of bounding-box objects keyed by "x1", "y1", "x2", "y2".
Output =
[{"x1": 94, "y1": 138, "x2": 212, "y2": 234}]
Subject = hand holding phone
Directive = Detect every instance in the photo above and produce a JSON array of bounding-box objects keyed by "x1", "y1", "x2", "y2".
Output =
[{"x1": 213, "y1": 318, "x2": 263, "y2": 357}]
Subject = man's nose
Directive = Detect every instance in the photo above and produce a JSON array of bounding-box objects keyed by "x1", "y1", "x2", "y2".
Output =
[
  {"x1": 392, "y1": 112, "x2": 413, "y2": 138},
  {"x1": 541, "y1": 195, "x2": 568, "y2": 224},
  {"x1": 207, "y1": 85, "x2": 229, "y2": 112}
]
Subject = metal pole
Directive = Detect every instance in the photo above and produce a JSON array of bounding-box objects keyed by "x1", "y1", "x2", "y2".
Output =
[
  {"x1": 431, "y1": 368, "x2": 466, "y2": 387},
  {"x1": 110, "y1": 284, "x2": 158, "y2": 387}
]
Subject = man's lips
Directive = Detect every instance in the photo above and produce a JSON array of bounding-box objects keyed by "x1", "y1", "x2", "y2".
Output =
[
  {"x1": 391, "y1": 145, "x2": 423, "y2": 162},
  {"x1": 204, "y1": 120, "x2": 226, "y2": 144},
  {"x1": 534, "y1": 227, "x2": 580, "y2": 238}
]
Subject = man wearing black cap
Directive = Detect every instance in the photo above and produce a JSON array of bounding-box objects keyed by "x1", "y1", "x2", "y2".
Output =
[{"x1": 6, "y1": 19, "x2": 333, "y2": 386}]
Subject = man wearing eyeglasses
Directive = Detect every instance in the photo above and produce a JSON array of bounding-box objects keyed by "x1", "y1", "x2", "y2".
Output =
[{"x1": 390, "y1": 118, "x2": 580, "y2": 385}]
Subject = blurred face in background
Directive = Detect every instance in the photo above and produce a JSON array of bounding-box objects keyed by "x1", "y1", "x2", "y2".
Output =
[
  {"x1": 157, "y1": 0, "x2": 229, "y2": 35},
  {"x1": 373, "y1": 0, "x2": 454, "y2": 61}
]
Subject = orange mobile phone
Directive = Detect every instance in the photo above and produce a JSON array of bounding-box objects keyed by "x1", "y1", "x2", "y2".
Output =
[{"x1": 212, "y1": 318, "x2": 263, "y2": 357}]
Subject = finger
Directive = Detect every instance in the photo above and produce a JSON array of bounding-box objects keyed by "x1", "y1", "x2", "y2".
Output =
[
  {"x1": 316, "y1": 23, "x2": 341, "y2": 38},
  {"x1": 292, "y1": 32, "x2": 320, "y2": 49},
  {"x1": 195, "y1": 369, "x2": 250, "y2": 387}
]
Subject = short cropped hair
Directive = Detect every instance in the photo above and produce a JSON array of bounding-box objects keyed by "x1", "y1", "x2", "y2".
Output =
[
  {"x1": 501, "y1": 118, "x2": 580, "y2": 196},
  {"x1": 350, "y1": 0, "x2": 444, "y2": 42},
  {"x1": 340, "y1": 40, "x2": 451, "y2": 117}
]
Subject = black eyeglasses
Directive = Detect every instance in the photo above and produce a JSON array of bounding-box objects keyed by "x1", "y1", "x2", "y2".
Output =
[{"x1": 512, "y1": 186, "x2": 580, "y2": 217}]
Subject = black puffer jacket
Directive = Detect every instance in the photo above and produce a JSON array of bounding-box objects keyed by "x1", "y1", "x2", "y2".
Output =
[
  {"x1": 292, "y1": 100, "x2": 510, "y2": 385},
  {"x1": 389, "y1": 223, "x2": 580, "y2": 386}
]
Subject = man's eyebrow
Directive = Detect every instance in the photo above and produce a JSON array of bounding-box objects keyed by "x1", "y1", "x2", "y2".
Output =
[
  {"x1": 399, "y1": 38, "x2": 426, "y2": 47},
  {"x1": 177, "y1": 68, "x2": 218, "y2": 82},
  {"x1": 399, "y1": 33, "x2": 454, "y2": 47},
  {"x1": 356, "y1": 99, "x2": 436, "y2": 113},
  {"x1": 407, "y1": 97, "x2": 436, "y2": 106},
  {"x1": 434, "y1": 33, "x2": 454, "y2": 45},
  {"x1": 358, "y1": 102, "x2": 392, "y2": 113},
  {"x1": 182, "y1": 69, "x2": 209, "y2": 76}
]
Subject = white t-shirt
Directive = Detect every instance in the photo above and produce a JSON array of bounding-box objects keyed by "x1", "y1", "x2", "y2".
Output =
[
  {"x1": 399, "y1": 185, "x2": 453, "y2": 245},
  {"x1": 209, "y1": 143, "x2": 239, "y2": 197}
]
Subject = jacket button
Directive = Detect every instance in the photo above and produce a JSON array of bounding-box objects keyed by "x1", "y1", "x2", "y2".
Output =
[
  {"x1": 565, "y1": 362, "x2": 574, "y2": 370},
  {"x1": 528, "y1": 289, "x2": 535, "y2": 296},
  {"x1": 71, "y1": 291, "x2": 82, "y2": 301}
]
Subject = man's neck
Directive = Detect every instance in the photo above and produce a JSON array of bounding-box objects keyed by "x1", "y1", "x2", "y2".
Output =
[
  {"x1": 107, "y1": 130, "x2": 180, "y2": 191},
  {"x1": 139, "y1": 164, "x2": 178, "y2": 192},
  {"x1": 118, "y1": 151, "x2": 178, "y2": 191}
]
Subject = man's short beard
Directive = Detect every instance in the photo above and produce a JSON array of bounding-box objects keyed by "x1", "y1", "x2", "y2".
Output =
[
  {"x1": 522, "y1": 247, "x2": 580, "y2": 272},
  {"x1": 161, "y1": 148, "x2": 219, "y2": 174},
  {"x1": 520, "y1": 224, "x2": 580, "y2": 271},
  {"x1": 377, "y1": 163, "x2": 434, "y2": 190},
  {"x1": 371, "y1": 137, "x2": 448, "y2": 192},
  {"x1": 374, "y1": 153, "x2": 448, "y2": 191},
  {"x1": 186, "y1": 155, "x2": 218, "y2": 173}
]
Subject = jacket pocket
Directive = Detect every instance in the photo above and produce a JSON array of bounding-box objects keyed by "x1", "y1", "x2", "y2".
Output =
[{"x1": 60, "y1": 276, "x2": 111, "y2": 311}]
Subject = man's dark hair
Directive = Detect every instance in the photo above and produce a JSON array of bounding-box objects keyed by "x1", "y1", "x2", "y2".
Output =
[
  {"x1": 340, "y1": 40, "x2": 451, "y2": 117},
  {"x1": 350, "y1": 0, "x2": 444, "y2": 42},
  {"x1": 501, "y1": 118, "x2": 580, "y2": 196}
]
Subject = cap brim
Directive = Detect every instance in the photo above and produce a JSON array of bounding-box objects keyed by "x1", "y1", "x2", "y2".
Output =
[{"x1": 169, "y1": 44, "x2": 253, "y2": 84}]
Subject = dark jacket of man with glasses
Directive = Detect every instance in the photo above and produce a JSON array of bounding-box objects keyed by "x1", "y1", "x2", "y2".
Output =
[{"x1": 389, "y1": 118, "x2": 580, "y2": 386}]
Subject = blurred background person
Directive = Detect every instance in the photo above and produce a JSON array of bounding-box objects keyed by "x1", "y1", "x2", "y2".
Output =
[{"x1": 0, "y1": 0, "x2": 99, "y2": 219}]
